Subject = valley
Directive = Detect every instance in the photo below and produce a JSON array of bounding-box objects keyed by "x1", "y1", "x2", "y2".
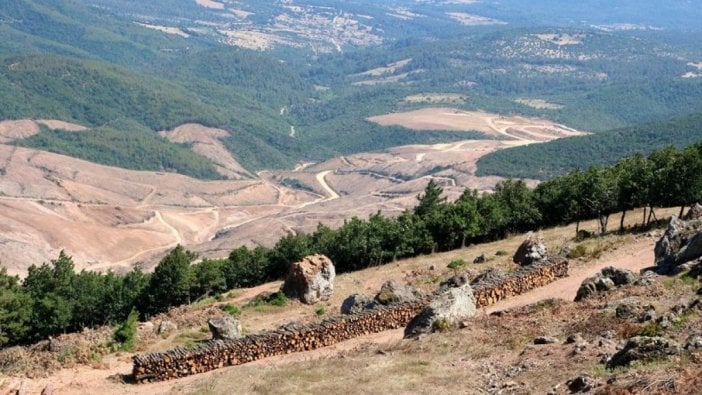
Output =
[{"x1": 0, "y1": 110, "x2": 583, "y2": 275}]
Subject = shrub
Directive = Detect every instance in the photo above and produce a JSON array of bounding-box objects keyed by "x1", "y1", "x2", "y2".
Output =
[
  {"x1": 447, "y1": 259, "x2": 466, "y2": 270},
  {"x1": 432, "y1": 319, "x2": 451, "y2": 332},
  {"x1": 566, "y1": 245, "x2": 588, "y2": 259},
  {"x1": 495, "y1": 250, "x2": 509, "y2": 256},
  {"x1": 315, "y1": 307, "x2": 325, "y2": 316},
  {"x1": 219, "y1": 304, "x2": 241, "y2": 317},
  {"x1": 269, "y1": 292, "x2": 288, "y2": 307},
  {"x1": 637, "y1": 322, "x2": 662, "y2": 337},
  {"x1": 113, "y1": 309, "x2": 138, "y2": 351}
]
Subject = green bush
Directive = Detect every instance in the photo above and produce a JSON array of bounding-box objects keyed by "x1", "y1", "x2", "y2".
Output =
[
  {"x1": 637, "y1": 322, "x2": 662, "y2": 337},
  {"x1": 447, "y1": 259, "x2": 466, "y2": 270},
  {"x1": 315, "y1": 307, "x2": 325, "y2": 316},
  {"x1": 219, "y1": 304, "x2": 241, "y2": 317},
  {"x1": 495, "y1": 250, "x2": 509, "y2": 256},
  {"x1": 113, "y1": 309, "x2": 139, "y2": 351},
  {"x1": 566, "y1": 245, "x2": 588, "y2": 259},
  {"x1": 269, "y1": 292, "x2": 288, "y2": 307}
]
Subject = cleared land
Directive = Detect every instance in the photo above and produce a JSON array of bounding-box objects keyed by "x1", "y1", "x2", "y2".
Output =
[
  {"x1": 0, "y1": 119, "x2": 86, "y2": 143},
  {"x1": 367, "y1": 107, "x2": 586, "y2": 141},
  {"x1": 0, "y1": 110, "x2": 582, "y2": 276}
]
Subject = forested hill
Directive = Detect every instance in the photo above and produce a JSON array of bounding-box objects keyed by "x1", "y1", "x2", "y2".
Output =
[{"x1": 476, "y1": 112, "x2": 702, "y2": 180}]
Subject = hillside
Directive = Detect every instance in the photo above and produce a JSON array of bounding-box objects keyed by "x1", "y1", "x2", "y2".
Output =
[
  {"x1": 476, "y1": 112, "x2": 702, "y2": 180},
  {"x1": 6, "y1": 207, "x2": 702, "y2": 394}
]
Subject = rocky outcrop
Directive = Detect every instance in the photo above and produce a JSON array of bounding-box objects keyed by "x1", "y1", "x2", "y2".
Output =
[
  {"x1": 654, "y1": 215, "x2": 702, "y2": 272},
  {"x1": 575, "y1": 276, "x2": 614, "y2": 301},
  {"x1": 607, "y1": 336, "x2": 680, "y2": 369},
  {"x1": 157, "y1": 321, "x2": 177, "y2": 335},
  {"x1": 375, "y1": 280, "x2": 422, "y2": 305},
  {"x1": 685, "y1": 203, "x2": 702, "y2": 220},
  {"x1": 574, "y1": 266, "x2": 637, "y2": 301},
  {"x1": 208, "y1": 316, "x2": 242, "y2": 340},
  {"x1": 340, "y1": 294, "x2": 375, "y2": 315},
  {"x1": 513, "y1": 233, "x2": 547, "y2": 266},
  {"x1": 404, "y1": 284, "x2": 476, "y2": 338},
  {"x1": 281, "y1": 255, "x2": 335, "y2": 304}
]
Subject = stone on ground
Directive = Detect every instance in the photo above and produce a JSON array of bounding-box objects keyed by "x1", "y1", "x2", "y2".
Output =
[
  {"x1": 340, "y1": 293, "x2": 375, "y2": 315},
  {"x1": 375, "y1": 280, "x2": 422, "y2": 305},
  {"x1": 606, "y1": 336, "x2": 680, "y2": 369},
  {"x1": 513, "y1": 233, "x2": 547, "y2": 266},
  {"x1": 281, "y1": 254, "x2": 335, "y2": 304},
  {"x1": 208, "y1": 316, "x2": 242, "y2": 340},
  {"x1": 404, "y1": 284, "x2": 476, "y2": 338}
]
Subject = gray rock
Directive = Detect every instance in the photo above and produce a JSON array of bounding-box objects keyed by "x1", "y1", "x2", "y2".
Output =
[
  {"x1": 635, "y1": 270, "x2": 658, "y2": 286},
  {"x1": 281, "y1": 254, "x2": 335, "y2": 304},
  {"x1": 601, "y1": 266, "x2": 637, "y2": 286},
  {"x1": 616, "y1": 300, "x2": 643, "y2": 320},
  {"x1": 208, "y1": 316, "x2": 242, "y2": 340},
  {"x1": 654, "y1": 216, "x2": 702, "y2": 270},
  {"x1": 607, "y1": 336, "x2": 680, "y2": 369},
  {"x1": 684, "y1": 334, "x2": 702, "y2": 350},
  {"x1": 685, "y1": 203, "x2": 702, "y2": 220},
  {"x1": 471, "y1": 267, "x2": 506, "y2": 285},
  {"x1": 404, "y1": 284, "x2": 476, "y2": 338},
  {"x1": 567, "y1": 374, "x2": 597, "y2": 393},
  {"x1": 473, "y1": 254, "x2": 487, "y2": 264},
  {"x1": 157, "y1": 320, "x2": 177, "y2": 335},
  {"x1": 439, "y1": 273, "x2": 470, "y2": 292},
  {"x1": 375, "y1": 280, "x2": 422, "y2": 305},
  {"x1": 574, "y1": 275, "x2": 615, "y2": 301},
  {"x1": 513, "y1": 233, "x2": 548, "y2": 266},
  {"x1": 340, "y1": 293, "x2": 375, "y2": 315},
  {"x1": 534, "y1": 336, "x2": 560, "y2": 345}
]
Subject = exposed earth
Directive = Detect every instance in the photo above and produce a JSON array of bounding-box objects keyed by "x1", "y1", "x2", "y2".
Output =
[{"x1": 0, "y1": 110, "x2": 585, "y2": 275}]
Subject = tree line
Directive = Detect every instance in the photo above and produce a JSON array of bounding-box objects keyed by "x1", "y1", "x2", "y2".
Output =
[{"x1": 1, "y1": 143, "x2": 701, "y2": 347}]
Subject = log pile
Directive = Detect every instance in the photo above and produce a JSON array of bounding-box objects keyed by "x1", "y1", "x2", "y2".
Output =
[{"x1": 133, "y1": 258, "x2": 568, "y2": 383}]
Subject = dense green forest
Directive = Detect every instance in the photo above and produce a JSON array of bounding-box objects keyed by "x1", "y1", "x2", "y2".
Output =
[
  {"x1": 2, "y1": 0, "x2": 702, "y2": 177},
  {"x1": 476, "y1": 112, "x2": 702, "y2": 180},
  {"x1": 2, "y1": 143, "x2": 701, "y2": 347}
]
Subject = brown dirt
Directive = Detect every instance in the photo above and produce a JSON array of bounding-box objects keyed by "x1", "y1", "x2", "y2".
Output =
[{"x1": 367, "y1": 107, "x2": 587, "y2": 141}]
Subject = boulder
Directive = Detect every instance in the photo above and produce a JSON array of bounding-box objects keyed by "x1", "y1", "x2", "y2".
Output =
[
  {"x1": 654, "y1": 216, "x2": 702, "y2": 271},
  {"x1": 684, "y1": 334, "x2": 702, "y2": 350},
  {"x1": 471, "y1": 267, "x2": 506, "y2": 285},
  {"x1": 438, "y1": 273, "x2": 470, "y2": 292},
  {"x1": 207, "y1": 316, "x2": 242, "y2": 340},
  {"x1": 404, "y1": 284, "x2": 476, "y2": 338},
  {"x1": 601, "y1": 266, "x2": 637, "y2": 286},
  {"x1": 685, "y1": 203, "x2": 702, "y2": 220},
  {"x1": 281, "y1": 254, "x2": 335, "y2": 304},
  {"x1": 157, "y1": 320, "x2": 177, "y2": 335},
  {"x1": 607, "y1": 336, "x2": 680, "y2": 369},
  {"x1": 473, "y1": 254, "x2": 487, "y2": 264},
  {"x1": 566, "y1": 374, "x2": 597, "y2": 393},
  {"x1": 574, "y1": 275, "x2": 615, "y2": 301},
  {"x1": 375, "y1": 280, "x2": 422, "y2": 305},
  {"x1": 513, "y1": 233, "x2": 547, "y2": 266},
  {"x1": 340, "y1": 294, "x2": 375, "y2": 315},
  {"x1": 615, "y1": 300, "x2": 644, "y2": 320}
]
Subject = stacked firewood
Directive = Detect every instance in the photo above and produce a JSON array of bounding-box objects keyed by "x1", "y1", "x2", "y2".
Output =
[
  {"x1": 473, "y1": 258, "x2": 568, "y2": 307},
  {"x1": 133, "y1": 259, "x2": 568, "y2": 383}
]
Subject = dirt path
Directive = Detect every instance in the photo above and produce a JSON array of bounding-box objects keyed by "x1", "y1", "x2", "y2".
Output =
[
  {"x1": 315, "y1": 170, "x2": 339, "y2": 200},
  {"x1": 486, "y1": 237, "x2": 655, "y2": 314}
]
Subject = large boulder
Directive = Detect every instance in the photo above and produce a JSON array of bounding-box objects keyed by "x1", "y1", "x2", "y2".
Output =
[
  {"x1": 607, "y1": 336, "x2": 680, "y2": 369},
  {"x1": 654, "y1": 215, "x2": 702, "y2": 271},
  {"x1": 601, "y1": 266, "x2": 638, "y2": 286},
  {"x1": 340, "y1": 293, "x2": 375, "y2": 315},
  {"x1": 513, "y1": 233, "x2": 547, "y2": 266},
  {"x1": 685, "y1": 203, "x2": 702, "y2": 220},
  {"x1": 156, "y1": 320, "x2": 177, "y2": 335},
  {"x1": 374, "y1": 280, "x2": 422, "y2": 305},
  {"x1": 404, "y1": 284, "x2": 476, "y2": 338},
  {"x1": 208, "y1": 316, "x2": 242, "y2": 340},
  {"x1": 575, "y1": 275, "x2": 615, "y2": 301},
  {"x1": 281, "y1": 254, "x2": 335, "y2": 304}
]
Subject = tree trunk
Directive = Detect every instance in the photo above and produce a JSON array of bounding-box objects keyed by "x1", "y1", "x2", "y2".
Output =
[
  {"x1": 575, "y1": 220, "x2": 580, "y2": 238},
  {"x1": 599, "y1": 214, "x2": 609, "y2": 234},
  {"x1": 620, "y1": 210, "x2": 627, "y2": 233},
  {"x1": 679, "y1": 205, "x2": 685, "y2": 218},
  {"x1": 643, "y1": 206, "x2": 647, "y2": 227}
]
